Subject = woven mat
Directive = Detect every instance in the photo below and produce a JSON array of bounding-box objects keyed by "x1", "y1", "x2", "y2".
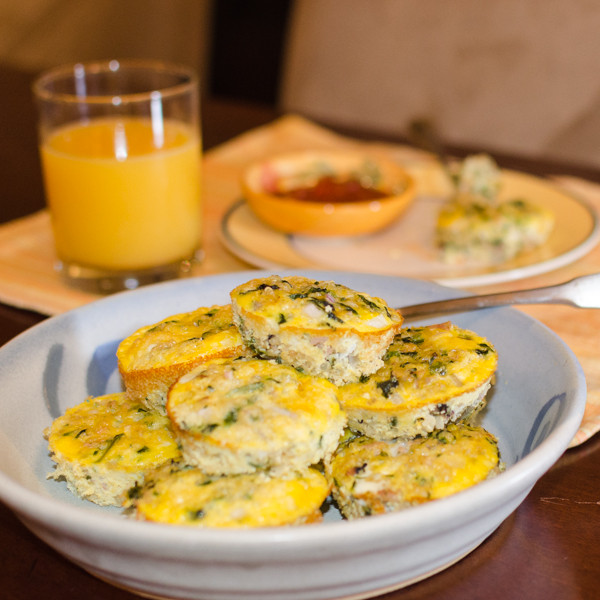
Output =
[{"x1": 0, "y1": 114, "x2": 598, "y2": 447}]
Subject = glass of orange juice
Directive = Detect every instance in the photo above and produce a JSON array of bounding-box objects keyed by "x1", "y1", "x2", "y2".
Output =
[{"x1": 33, "y1": 59, "x2": 203, "y2": 293}]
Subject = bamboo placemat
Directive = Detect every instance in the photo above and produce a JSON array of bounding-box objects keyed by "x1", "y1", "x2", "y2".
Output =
[{"x1": 0, "y1": 114, "x2": 598, "y2": 446}]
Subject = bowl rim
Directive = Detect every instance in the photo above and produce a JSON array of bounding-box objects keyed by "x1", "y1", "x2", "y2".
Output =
[{"x1": 0, "y1": 409, "x2": 582, "y2": 553}]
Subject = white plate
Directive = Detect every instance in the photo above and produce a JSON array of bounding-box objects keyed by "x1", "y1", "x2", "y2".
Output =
[
  {"x1": 221, "y1": 168, "x2": 599, "y2": 288},
  {"x1": 0, "y1": 270, "x2": 586, "y2": 600}
]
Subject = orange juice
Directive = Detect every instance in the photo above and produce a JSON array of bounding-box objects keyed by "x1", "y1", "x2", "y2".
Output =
[{"x1": 40, "y1": 117, "x2": 202, "y2": 270}]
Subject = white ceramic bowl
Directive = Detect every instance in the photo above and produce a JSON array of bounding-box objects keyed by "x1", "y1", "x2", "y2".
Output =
[{"x1": 0, "y1": 270, "x2": 585, "y2": 600}]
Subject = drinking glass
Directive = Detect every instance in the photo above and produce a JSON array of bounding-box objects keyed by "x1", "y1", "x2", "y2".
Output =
[{"x1": 33, "y1": 59, "x2": 203, "y2": 293}]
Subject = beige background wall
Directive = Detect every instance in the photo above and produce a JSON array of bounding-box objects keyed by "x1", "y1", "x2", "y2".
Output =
[
  {"x1": 2, "y1": 0, "x2": 599, "y2": 168},
  {"x1": 0, "y1": 0, "x2": 213, "y2": 84},
  {"x1": 281, "y1": 0, "x2": 600, "y2": 168}
]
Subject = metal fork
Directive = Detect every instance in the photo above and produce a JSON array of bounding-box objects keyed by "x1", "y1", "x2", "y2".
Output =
[{"x1": 398, "y1": 273, "x2": 600, "y2": 318}]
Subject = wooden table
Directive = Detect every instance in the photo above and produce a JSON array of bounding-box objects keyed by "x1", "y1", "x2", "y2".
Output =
[{"x1": 1, "y1": 64, "x2": 599, "y2": 600}]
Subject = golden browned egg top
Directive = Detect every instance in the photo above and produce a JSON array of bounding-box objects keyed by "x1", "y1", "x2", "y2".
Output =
[
  {"x1": 231, "y1": 275, "x2": 402, "y2": 333},
  {"x1": 340, "y1": 323, "x2": 497, "y2": 412}
]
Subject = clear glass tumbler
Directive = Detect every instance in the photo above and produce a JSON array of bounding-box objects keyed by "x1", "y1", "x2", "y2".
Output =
[{"x1": 33, "y1": 59, "x2": 203, "y2": 293}]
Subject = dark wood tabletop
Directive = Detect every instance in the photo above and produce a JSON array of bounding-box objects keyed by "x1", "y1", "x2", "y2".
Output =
[{"x1": 1, "y1": 63, "x2": 598, "y2": 600}]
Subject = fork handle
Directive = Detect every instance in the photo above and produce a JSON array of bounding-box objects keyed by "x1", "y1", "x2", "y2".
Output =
[{"x1": 398, "y1": 281, "x2": 572, "y2": 318}]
